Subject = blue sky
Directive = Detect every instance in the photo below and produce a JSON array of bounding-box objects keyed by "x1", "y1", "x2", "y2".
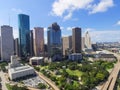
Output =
[{"x1": 0, "y1": 0, "x2": 120, "y2": 43}]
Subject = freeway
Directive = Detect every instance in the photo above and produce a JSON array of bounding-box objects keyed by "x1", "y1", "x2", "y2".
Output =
[{"x1": 101, "y1": 50, "x2": 120, "y2": 90}]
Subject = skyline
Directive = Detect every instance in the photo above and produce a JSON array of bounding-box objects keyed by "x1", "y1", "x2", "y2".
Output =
[{"x1": 0, "y1": 0, "x2": 120, "y2": 43}]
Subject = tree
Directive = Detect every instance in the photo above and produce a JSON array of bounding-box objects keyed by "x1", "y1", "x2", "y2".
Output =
[{"x1": 38, "y1": 83, "x2": 46, "y2": 89}]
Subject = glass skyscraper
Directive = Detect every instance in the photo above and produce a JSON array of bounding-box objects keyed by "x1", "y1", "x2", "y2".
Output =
[
  {"x1": 47, "y1": 22, "x2": 62, "y2": 61},
  {"x1": 18, "y1": 14, "x2": 30, "y2": 57}
]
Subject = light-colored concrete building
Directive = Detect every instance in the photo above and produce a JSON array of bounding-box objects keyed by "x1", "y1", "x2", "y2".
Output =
[
  {"x1": 84, "y1": 31, "x2": 92, "y2": 49},
  {"x1": 82, "y1": 37, "x2": 85, "y2": 51},
  {"x1": 33, "y1": 27, "x2": 44, "y2": 56},
  {"x1": 0, "y1": 25, "x2": 14, "y2": 61},
  {"x1": 8, "y1": 55, "x2": 35, "y2": 80},
  {"x1": 29, "y1": 57, "x2": 44, "y2": 65},
  {"x1": 62, "y1": 36, "x2": 72, "y2": 56}
]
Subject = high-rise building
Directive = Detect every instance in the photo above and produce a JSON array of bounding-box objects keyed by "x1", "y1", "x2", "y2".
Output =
[
  {"x1": 0, "y1": 25, "x2": 14, "y2": 61},
  {"x1": 14, "y1": 38, "x2": 19, "y2": 56},
  {"x1": 84, "y1": 31, "x2": 92, "y2": 49},
  {"x1": 72, "y1": 27, "x2": 82, "y2": 53},
  {"x1": 33, "y1": 27, "x2": 44, "y2": 56},
  {"x1": 30, "y1": 30, "x2": 34, "y2": 56},
  {"x1": 62, "y1": 36, "x2": 72, "y2": 56},
  {"x1": 47, "y1": 22, "x2": 62, "y2": 61},
  {"x1": 18, "y1": 14, "x2": 30, "y2": 57},
  {"x1": 82, "y1": 37, "x2": 85, "y2": 51}
]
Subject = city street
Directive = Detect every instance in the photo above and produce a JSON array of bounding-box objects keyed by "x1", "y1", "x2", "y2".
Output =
[
  {"x1": 35, "y1": 71, "x2": 59, "y2": 90},
  {"x1": 0, "y1": 71, "x2": 8, "y2": 90}
]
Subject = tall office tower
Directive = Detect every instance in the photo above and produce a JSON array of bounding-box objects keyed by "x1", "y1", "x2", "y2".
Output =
[
  {"x1": 62, "y1": 36, "x2": 72, "y2": 56},
  {"x1": 33, "y1": 27, "x2": 44, "y2": 56},
  {"x1": 85, "y1": 31, "x2": 92, "y2": 49},
  {"x1": 14, "y1": 38, "x2": 19, "y2": 56},
  {"x1": 47, "y1": 22, "x2": 62, "y2": 61},
  {"x1": 18, "y1": 14, "x2": 30, "y2": 57},
  {"x1": 82, "y1": 37, "x2": 85, "y2": 51},
  {"x1": 0, "y1": 25, "x2": 14, "y2": 61},
  {"x1": 30, "y1": 30, "x2": 34, "y2": 56},
  {"x1": 72, "y1": 27, "x2": 82, "y2": 53}
]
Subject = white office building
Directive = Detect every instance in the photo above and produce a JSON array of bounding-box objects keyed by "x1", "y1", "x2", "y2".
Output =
[
  {"x1": 8, "y1": 55, "x2": 35, "y2": 80},
  {"x1": 0, "y1": 25, "x2": 14, "y2": 61},
  {"x1": 29, "y1": 57, "x2": 44, "y2": 65},
  {"x1": 84, "y1": 31, "x2": 92, "y2": 49}
]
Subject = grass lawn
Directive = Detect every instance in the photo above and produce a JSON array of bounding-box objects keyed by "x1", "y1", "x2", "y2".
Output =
[{"x1": 66, "y1": 69, "x2": 83, "y2": 77}]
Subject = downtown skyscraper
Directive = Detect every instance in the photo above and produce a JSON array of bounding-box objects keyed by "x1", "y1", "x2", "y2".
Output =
[
  {"x1": 33, "y1": 27, "x2": 44, "y2": 56},
  {"x1": 18, "y1": 14, "x2": 30, "y2": 57},
  {"x1": 84, "y1": 31, "x2": 92, "y2": 49},
  {"x1": 0, "y1": 25, "x2": 14, "y2": 61},
  {"x1": 72, "y1": 27, "x2": 82, "y2": 53},
  {"x1": 47, "y1": 22, "x2": 62, "y2": 61}
]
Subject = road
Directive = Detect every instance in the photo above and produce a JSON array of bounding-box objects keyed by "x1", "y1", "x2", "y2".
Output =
[
  {"x1": 0, "y1": 71, "x2": 8, "y2": 90},
  {"x1": 101, "y1": 50, "x2": 120, "y2": 90},
  {"x1": 35, "y1": 71, "x2": 59, "y2": 90}
]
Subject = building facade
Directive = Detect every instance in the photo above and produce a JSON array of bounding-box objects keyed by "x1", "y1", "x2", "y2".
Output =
[
  {"x1": 14, "y1": 38, "x2": 19, "y2": 56},
  {"x1": 47, "y1": 22, "x2": 62, "y2": 61},
  {"x1": 18, "y1": 14, "x2": 30, "y2": 57},
  {"x1": 82, "y1": 37, "x2": 85, "y2": 51},
  {"x1": 72, "y1": 27, "x2": 82, "y2": 53},
  {"x1": 0, "y1": 25, "x2": 14, "y2": 61},
  {"x1": 8, "y1": 55, "x2": 35, "y2": 80},
  {"x1": 84, "y1": 31, "x2": 92, "y2": 49},
  {"x1": 62, "y1": 36, "x2": 72, "y2": 56},
  {"x1": 30, "y1": 30, "x2": 34, "y2": 56},
  {"x1": 33, "y1": 27, "x2": 44, "y2": 56}
]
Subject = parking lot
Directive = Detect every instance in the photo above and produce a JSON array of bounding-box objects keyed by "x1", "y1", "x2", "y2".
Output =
[{"x1": 23, "y1": 76, "x2": 47, "y2": 88}]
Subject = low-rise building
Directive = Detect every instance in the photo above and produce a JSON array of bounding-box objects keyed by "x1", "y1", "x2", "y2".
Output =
[
  {"x1": 29, "y1": 57, "x2": 44, "y2": 65},
  {"x1": 69, "y1": 53, "x2": 82, "y2": 61},
  {"x1": 8, "y1": 55, "x2": 35, "y2": 80},
  {"x1": 93, "y1": 54, "x2": 116, "y2": 62}
]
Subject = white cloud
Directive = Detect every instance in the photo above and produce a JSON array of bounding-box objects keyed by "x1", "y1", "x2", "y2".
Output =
[
  {"x1": 11, "y1": 8, "x2": 24, "y2": 14},
  {"x1": 67, "y1": 27, "x2": 73, "y2": 31},
  {"x1": 89, "y1": 0, "x2": 114, "y2": 14},
  {"x1": 51, "y1": 0, "x2": 114, "y2": 20},
  {"x1": 116, "y1": 20, "x2": 120, "y2": 26},
  {"x1": 89, "y1": 30, "x2": 120, "y2": 42}
]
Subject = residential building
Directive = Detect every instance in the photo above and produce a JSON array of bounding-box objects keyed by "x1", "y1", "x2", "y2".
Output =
[
  {"x1": 33, "y1": 27, "x2": 44, "y2": 56},
  {"x1": 72, "y1": 27, "x2": 82, "y2": 53},
  {"x1": 18, "y1": 14, "x2": 30, "y2": 57},
  {"x1": 0, "y1": 25, "x2": 14, "y2": 61}
]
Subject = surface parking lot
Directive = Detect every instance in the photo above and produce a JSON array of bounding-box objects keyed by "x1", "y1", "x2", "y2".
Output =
[{"x1": 23, "y1": 76, "x2": 47, "y2": 87}]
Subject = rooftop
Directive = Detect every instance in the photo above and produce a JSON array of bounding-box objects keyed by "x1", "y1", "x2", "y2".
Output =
[
  {"x1": 30, "y1": 57, "x2": 44, "y2": 60},
  {"x1": 9, "y1": 65, "x2": 34, "y2": 74}
]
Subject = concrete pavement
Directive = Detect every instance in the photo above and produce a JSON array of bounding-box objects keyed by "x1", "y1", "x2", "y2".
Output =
[{"x1": 0, "y1": 71, "x2": 8, "y2": 90}]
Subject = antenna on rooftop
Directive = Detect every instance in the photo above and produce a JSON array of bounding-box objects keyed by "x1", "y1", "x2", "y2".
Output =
[{"x1": 8, "y1": 13, "x2": 11, "y2": 26}]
